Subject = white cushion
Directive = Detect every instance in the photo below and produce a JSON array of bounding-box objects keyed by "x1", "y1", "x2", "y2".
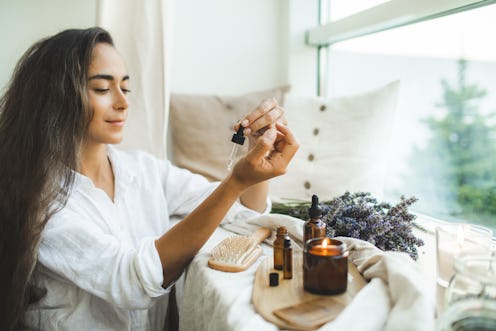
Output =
[{"x1": 270, "y1": 81, "x2": 400, "y2": 202}]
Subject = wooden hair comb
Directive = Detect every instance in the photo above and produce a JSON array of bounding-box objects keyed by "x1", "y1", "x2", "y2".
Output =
[{"x1": 208, "y1": 227, "x2": 272, "y2": 272}]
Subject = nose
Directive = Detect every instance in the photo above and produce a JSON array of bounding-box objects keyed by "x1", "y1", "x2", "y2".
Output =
[{"x1": 113, "y1": 90, "x2": 129, "y2": 111}]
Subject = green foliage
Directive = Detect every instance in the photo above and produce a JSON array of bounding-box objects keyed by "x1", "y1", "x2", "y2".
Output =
[{"x1": 410, "y1": 59, "x2": 496, "y2": 227}]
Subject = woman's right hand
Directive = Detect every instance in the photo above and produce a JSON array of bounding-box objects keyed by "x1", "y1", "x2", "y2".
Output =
[{"x1": 229, "y1": 122, "x2": 299, "y2": 189}]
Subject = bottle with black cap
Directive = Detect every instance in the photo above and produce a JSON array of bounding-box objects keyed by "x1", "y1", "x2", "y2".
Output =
[
  {"x1": 283, "y1": 238, "x2": 293, "y2": 280},
  {"x1": 303, "y1": 194, "x2": 327, "y2": 244},
  {"x1": 273, "y1": 226, "x2": 290, "y2": 270}
]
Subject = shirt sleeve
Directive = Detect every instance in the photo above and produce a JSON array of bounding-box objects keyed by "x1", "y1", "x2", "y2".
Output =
[
  {"x1": 38, "y1": 211, "x2": 169, "y2": 310},
  {"x1": 160, "y1": 160, "x2": 218, "y2": 216},
  {"x1": 159, "y1": 160, "x2": 271, "y2": 222}
]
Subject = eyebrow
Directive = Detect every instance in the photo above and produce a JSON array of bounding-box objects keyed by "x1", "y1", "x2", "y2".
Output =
[{"x1": 88, "y1": 74, "x2": 130, "y2": 81}]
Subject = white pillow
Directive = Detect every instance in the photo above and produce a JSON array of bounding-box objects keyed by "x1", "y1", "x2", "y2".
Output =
[{"x1": 270, "y1": 81, "x2": 400, "y2": 202}]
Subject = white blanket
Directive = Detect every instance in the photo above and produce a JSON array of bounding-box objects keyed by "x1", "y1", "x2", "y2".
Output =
[{"x1": 180, "y1": 214, "x2": 435, "y2": 331}]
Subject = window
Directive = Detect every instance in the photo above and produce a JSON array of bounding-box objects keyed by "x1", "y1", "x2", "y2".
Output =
[
  {"x1": 329, "y1": 0, "x2": 391, "y2": 21},
  {"x1": 311, "y1": 1, "x2": 496, "y2": 230}
]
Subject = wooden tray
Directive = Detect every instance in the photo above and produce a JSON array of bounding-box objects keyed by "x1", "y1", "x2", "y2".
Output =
[{"x1": 252, "y1": 249, "x2": 367, "y2": 330}]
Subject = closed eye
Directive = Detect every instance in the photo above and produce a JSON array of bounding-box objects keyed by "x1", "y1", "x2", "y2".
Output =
[
  {"x1": 121, "y1": 88, "x2": 131, "y2": 94},
  {"x1": 94, "y1": 88, "x2": 110, "y2": 94}
]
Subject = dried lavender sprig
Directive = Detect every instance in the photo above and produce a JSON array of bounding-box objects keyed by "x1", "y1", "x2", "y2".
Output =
[{"x1": 271, "y1": 192, "x2": 424, "y2": 260}]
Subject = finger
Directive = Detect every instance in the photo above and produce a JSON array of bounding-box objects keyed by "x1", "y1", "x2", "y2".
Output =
[
  {"x1": 246, "y1": 127, "x2": 277, "y2": 161},
  {"x1": 273, "y1": 123, "x2": 299, "y2": 160},
  {"x1": 278, "y1": 114, "x2": 288, "y2": 126},
  {"x1": 273, "y1": 131, "x2": 287, "y2": 152},
  {"x1": 233, "y1": 119, "x2": 245, "y2": 133},
  {"x1": 248, "y1": 106, "x2": 285, "y2": 134},
  {"x1": 240, "y1": 98, "x2": 278, "y2": 128}
]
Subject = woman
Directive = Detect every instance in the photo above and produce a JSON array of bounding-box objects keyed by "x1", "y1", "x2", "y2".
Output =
[{"x1": 0, "y1": 27, "x2": 298, "y2": 330}]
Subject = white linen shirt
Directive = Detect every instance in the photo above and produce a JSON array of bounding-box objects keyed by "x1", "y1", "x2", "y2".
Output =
[{"x1": 25, "y1": 146, "x2": 265, "y2": 331}]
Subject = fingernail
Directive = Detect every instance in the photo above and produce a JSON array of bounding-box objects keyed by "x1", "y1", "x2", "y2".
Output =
[
  {"x1": 266, "y1": 129, "x2": 276, "y2": 139},
  {"x1": 241, "y1": 119, "x2": 249, "y2": 127}
]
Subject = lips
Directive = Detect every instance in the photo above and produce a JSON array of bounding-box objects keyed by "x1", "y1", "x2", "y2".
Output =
[{"x1": 106, "y1": 119, "x2": 126, "y2": 127}]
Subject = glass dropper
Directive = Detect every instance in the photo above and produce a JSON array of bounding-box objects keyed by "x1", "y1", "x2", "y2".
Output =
[{"x1": 227, "y1": 125, "x2": 245, "y2": 172}]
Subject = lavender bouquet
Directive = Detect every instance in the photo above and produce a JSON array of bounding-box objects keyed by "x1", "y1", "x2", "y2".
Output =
[{"x1": 271, "y1": 191, "x2": 424, "y2": 260}]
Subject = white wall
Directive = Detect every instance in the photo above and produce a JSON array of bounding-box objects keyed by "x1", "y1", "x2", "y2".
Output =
[
  {"x1": 0, "y1": 0, "x2": 318, "y2": 97},
  {"x1": 169, "y1": 0, "x2": 319, "y2": 96},
  {"x1": 0, "y1": 0, "x2": 97, "y2": 94},
  {"x1": 169, "y1": 0, "x2": 287, "y2": 95}
]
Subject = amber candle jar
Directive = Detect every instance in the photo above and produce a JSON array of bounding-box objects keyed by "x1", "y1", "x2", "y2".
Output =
[{"x1": 303, "y1": 237, "x2": 348, "y2": 295}]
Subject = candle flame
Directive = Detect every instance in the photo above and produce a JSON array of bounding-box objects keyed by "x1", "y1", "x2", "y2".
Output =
[
  {"x1": 322, "y1": 238, "x2": 329, "y2": 248},
  {"x1": 457, "y1": 225, "x2": 465, "y2": 246}
]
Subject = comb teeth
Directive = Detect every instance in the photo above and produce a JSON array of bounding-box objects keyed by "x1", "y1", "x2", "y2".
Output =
[{"x1": 210, "y1": 236, "x2": 256, "y2": 264}]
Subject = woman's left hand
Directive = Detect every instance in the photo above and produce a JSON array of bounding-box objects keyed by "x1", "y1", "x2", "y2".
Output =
[
  {"x1": 235, "y1": 98, "x2": 287, "y2": 147},
  {"x1": 230, "y1": 122, "x2": 299, "y2": 188}
]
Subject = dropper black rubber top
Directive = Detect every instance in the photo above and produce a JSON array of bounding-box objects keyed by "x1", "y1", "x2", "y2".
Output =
[
  {"x1": 231, "y1": 125, "x2": 245, "y2": 145},
  {"x1": 308, "y1": 194, "x2": 323, "y2": 218}
]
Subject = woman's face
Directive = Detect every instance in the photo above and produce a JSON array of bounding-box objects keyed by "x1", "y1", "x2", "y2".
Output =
[{"x1": 85, "y1": 43, "x2": 130, "y2": 146}]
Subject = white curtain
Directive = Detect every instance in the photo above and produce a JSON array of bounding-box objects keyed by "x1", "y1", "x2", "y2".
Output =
[{"x1": 96, "y1": 0, "x2": 173, "y2": 159}]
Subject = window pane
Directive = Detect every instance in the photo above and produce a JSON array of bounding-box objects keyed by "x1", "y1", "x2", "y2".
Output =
[
  {"x1": 327, "y1": 4, "x2": 496, "y2": 230},
  {"x1": 329, "y1": 0, "x2": 391, "y2": 21}
]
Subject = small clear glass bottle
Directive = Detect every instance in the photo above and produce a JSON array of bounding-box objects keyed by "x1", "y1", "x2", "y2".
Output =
[
  {"x1": 436, "y1": 255, "x2": 496, "y2": 331},
  {"x1": 273, "y1": 226, "x2": 289, "y2": 270},
  {"x1": 303, "y1": 194, "x2": 327, "y2": 244}
]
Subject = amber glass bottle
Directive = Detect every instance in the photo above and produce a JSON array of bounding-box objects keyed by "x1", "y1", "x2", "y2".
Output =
[
  {"x1": 283, "y1": 238, "x2": 293, "y2": 280},
  {"x1": 273, "y1": 226, "x2": 289, "y2": 270},
  {"x1": 303, "y1": 194, "x2": 326, "y2": 244}
]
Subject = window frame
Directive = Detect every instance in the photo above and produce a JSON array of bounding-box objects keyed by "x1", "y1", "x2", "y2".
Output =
[{"x1": 306, "y1": 0, "x2": 496, "y2": 47}]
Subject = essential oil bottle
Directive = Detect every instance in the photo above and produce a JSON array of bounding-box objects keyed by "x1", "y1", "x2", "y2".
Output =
[
  {"x1": 303, "y1": 194, "x2": 327, "y2": 244},
  {"x1": 273, "y1": 226, "x2": 289, "y2": 270},
  {"x1": 283, "y1": 238, "x2": 293, "y2": 280}
]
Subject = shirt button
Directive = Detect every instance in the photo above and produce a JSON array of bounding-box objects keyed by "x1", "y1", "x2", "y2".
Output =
[
  {"x1": 313, "y1": 128, "x2": 319, "y2": 136},
  {"x1": 308, "y1": 154, "x2": 314, "y2": 161},
  {"x1": 319, "y1": 105, "x2": 326, "y2": 112},
  {"x1": 304, "y1": 181, "x2": 311, "y2": 189}
]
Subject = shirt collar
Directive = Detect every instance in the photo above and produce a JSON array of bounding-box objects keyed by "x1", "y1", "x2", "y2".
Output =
[
  {"x1": 72, "y1": 145, "x2": 137, "y2": 192},
  {"x1": 106, "y1": 145, "x2": 136, "y2": 185}
]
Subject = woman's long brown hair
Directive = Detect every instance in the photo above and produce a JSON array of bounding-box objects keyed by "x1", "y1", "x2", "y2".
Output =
[{"x1": 0, "y1": 27, "x2": 114, "y2": 330}]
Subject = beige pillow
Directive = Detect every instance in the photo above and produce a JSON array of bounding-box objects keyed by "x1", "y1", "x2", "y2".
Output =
[
  {"x1": 169, "y1": 86, "x2": 290, "y2": 181},
  {"x1": 270, "y1": 81, "x2": 400, "y2": 202}
]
